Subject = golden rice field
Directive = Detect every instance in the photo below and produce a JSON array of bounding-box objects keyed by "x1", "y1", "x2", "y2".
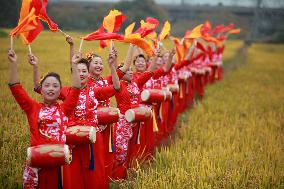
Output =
[
  {"x1": 116, "y1": 44, "x2": 284, "y2": 188},
  {"x1": 0, "y1": 30, "x2": 282, "y2": 188}
]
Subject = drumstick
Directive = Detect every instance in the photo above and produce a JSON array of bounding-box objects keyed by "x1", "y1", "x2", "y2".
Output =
[
  {"x1": 110, "y1": 39, "x2": 113, "y2": 52},
  {"x1": 79, "y1": 38, "x2": 84, "y2": 53},
  {"x1": 58, "y1": 28, "x2": 68, "y2": 37},
  {"x1": 28, "y1": 44, "x2": 32, "y2": 54},
  {"x1": 10, "y1": 36, "x2": 13, "y2": 50},
  {"x1": 157, "y1": 40, "x2": 160, "y2": 50}
]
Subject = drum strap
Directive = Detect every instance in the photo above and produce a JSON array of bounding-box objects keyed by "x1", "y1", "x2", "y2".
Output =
[
  {"x1": 57, "y1": 104, "x2": 65, "y2": 140},
  {"x1": 135, "y1": 123, "x2": 141, "y2": 145},
  {"x1": 57, "y1": 167, "x2": 63, "y2": 189},
  {"x1": 158, "y1": 103, "x2": 163, "y2": 122},
  {"x1": 89, "y1": 144, "x2": 95, "y2": 170},
  {"x1": 109, "y1": 124, "x2": 115, "y2": 153},
  {"x1": 170, "y1": 97, "x2": 175, "y2": 110}
]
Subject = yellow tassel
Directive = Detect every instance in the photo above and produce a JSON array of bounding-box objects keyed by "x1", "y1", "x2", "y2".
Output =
[
  {"x1": 159, "y1": 103, "x2": 163, "y2": 122},
  {"x1": 137, "y1": 124, "x2": 141, "y2": 145},
  {"x1": 215, "y1": 69, "x2": 218, "y2": 79},
  {"x1": 109, "y1": 124, "x2": 113, "y2": 153},
  {"x1": 179, "y1": 83, "x2": 184, "y2": 99},
  {"x1": 152, "y1": 109, "x2": 159, "y2": 132}
]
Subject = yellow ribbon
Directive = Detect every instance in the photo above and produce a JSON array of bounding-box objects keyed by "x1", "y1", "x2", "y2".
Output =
[
  {"x1": 179, "y1": 83, "x2": 184, "y2": 99},
  {"x1": 152, "y1": 109, "x2": 159, "y2": 132},
  {"x1": 159, "y1": 103, "x2": 163, "y2": 122},
  {"x1": 109, "y1": 124, "x2": 114, "y2": 153}
]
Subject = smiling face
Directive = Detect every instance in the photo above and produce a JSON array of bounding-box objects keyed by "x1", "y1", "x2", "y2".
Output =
[
  {"x1": 134, "y1": 56, "x2": 147, "y2": 72},
  {"x1": 89, "y1": 56, "x2": 103, "y2": 77},
  {"x1": 162, "y1": 52, "x2": 170, "y2": 63},
  {"x1": 77, "y1": 63, "x2": 89, "y2": 86},
  {"x1": 156, "y1": 56, "x2": 164, "y2": 68},
  {"x1": 148, "y1": 57, "x2": 155, "y2": 65},
  {"x1": 122, "y1": 68, "x2": 133, "y2": 82},
  {"x1": 41, "y1": 76, "x2": 61, "y2": 104}
]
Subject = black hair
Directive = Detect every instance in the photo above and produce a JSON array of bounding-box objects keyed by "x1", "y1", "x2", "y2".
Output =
[
  {"x1": 40, "y1": 72, "x2": 62, "y2": 87},
  {"x1": 86, "y1": 52, "x2": 101, "y2": 64},
  {"x1": 133, "y1": 54, "x2": 146, "y2": 65},
  {"x1": 78, "y1": 58, "x2": 90, "y2": 71}
]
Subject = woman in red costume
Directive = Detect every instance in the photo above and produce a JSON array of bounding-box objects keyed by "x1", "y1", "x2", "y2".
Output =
[
  {"x1": 8, "y1": 49, "x2": 81, "y2": 189},
  {"x1": 30, "y1": 36, "x2": 124, "y2": 189},
  {"x1": 85, "y1": 45, "x2": 131, "y2": 183},
  {"x1": 129, "y1": 49, "x2": 175, "y2": 163},
  {"x1": 146, "y1": 51, "x2": 175, "y2": 146},
  {"x1": 61, "y1": 51, "x2": 120, "y2": 189},
  {"x1": 111, "y1": 48, "x2": 162, "y2": 180}
]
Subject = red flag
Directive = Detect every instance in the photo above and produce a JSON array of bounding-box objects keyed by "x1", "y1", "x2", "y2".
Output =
[
  {"x1": 212, "y1": 24, "x2": 225, "y2": 35},
  {"x1": 223, "y1": 23, "x2": 235, "y2": 32},
  {"x1": 10, "y1": 0, "x2": 43, "y2": 44},
  {"x1": 227, "y1": 28, "x2": 241, "y2": 34},
  {"x1": 119, "y1": 33, "x2": 154, "y2": 56},
  {"x1": 103, "y1": 9, "x2": 126, "y2": 33},
  {"x1": 184, "y1": 24, "x2": 203, "y2": 39},
  {"x1": 201, "y1": 21, "x2": 212, "y2": 35},
  {"x1": 10, "y1": 0, "x2": 58, "y2": 45},
  {"x1": 39, "y1": 0, "x2": 58, "y2": 31},
  {"x1": 158, "y1": 21, "x2": 171, "y2": 41},
  {"x1": 196, "y1": 42, "x2": 206, "y2": 52},
  {"x1": 134, "y1": 17, "x2": 159, "y2": 38},
  {"x1": 171, "y1": 37, "x2": 187, "y2": 64},
  {"x1": 82, "y1": 25, "x2": 124, "y2": 41}
]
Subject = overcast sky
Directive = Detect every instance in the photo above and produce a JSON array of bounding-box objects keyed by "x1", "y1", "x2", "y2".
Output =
[{"x1": 51, "y1": 0, "x2": 284, "y2": 8}]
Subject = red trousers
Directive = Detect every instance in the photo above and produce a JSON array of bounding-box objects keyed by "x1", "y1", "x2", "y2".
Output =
[
  {"x1": 102, "y1": 124, "x2": 115, "y2": 185},
  {"x1": 195, "y1": 74, "x2": 205, "y2": 100},
  {"x1": 37, "y1": 167, "x2": 61, "y2": 189},
  {"x1": 167, "y1": 94, "x2": 179, "y2": 132},
  {"x1": 63, "y1": 133, "x2": 107, "y2": 189},
  {"x1": 217, "y1": 66, "x2": 224, "y2": 80}
]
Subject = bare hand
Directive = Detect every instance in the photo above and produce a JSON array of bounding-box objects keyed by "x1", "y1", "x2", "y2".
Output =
[
  {"x1": 28, "y1": 53, "x2": 38, "y2": 66},
  {"x1": 113, "y1": 48, "x2": 118, "y2": 59},
  {"x1": 72, "y1": 53, "x2": 82, "y2": 64},
  {"x1": 66, "y1": 35, "x2": 74, "y2": 46},
  {"x1": 154, "y1": 48, "x2": 161, "y2": 56},
  {"x1": 168, "y1": 35, "x2": 175, "y2": 41},
  {"x1": 170, "y1": 48, "x2": 176, "y2": 56},
  {"x1": 8, "y1": 49, "x2": 17, "y2": 63},
  {"x1": 108, "y1": 49, "x2": 117, "y2": 66}
]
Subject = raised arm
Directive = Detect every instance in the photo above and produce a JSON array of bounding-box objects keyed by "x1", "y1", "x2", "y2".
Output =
[
  {"x1": 147, "y1": 49, "x2": 159, "y2": 72},
  {"x1": 66, "y1": 35, "x2": 74, "y2": 65},
  {"x1": 8, "y1": 50, "x2": 36, "y2": 113},
  {"x1": 119, "y1": 44, "x2": 134, "y2": 73},
  {"x1": 27, "y1": 53, "x2": 40, "y2": 89},
  {"x1": 163, "y1": 48, "x2": 175, "y2": 72},
  {"x1": 71, "y1": 52, "x2": 82, "y2": 89},
  {"x1": 8, "y1": 49, "x2": 19, "y2": 85},
  {"x1": 108, "y1": 49, "x2": 120, "y2": 91},
  {"x1": 185, "y1": 40, "x2": 196, "y2": 61}
]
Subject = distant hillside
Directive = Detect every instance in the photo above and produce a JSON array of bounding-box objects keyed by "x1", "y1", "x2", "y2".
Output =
[{"x1": 1, "y1": 0, "x2": 284, "y2": 42}]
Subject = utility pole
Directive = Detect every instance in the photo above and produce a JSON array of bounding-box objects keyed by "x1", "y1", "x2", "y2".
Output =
[{"x1": 246, "y1": 0, "x2": 262, "y2": 46}]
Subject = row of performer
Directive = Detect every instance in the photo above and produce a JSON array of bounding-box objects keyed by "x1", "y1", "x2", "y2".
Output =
[{"x1": 7, "y1": 35, "x2": 224, "y2": 189}]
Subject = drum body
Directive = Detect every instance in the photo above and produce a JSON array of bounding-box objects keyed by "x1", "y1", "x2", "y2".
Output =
[
  {"x1": 27, "y1": 144, "x2": 71, "y2": 168},
  {"x1": 97, "y1": 107, "x2": 120, "y2": 125},
  {"x1": 167, "y1": 84, "x2": 179, "y2": 94},
  {"x1": 163, "y1": 89, "x2": 172, "y2": 101},
  {"x1": 66, "y1": 126, "x2": 96, "y2": 145},
  {"x1": 141, "y1": 89, "x2": 166, "y2": 104},
  {"x1": 125, "y1": 106, "x2": 152, "y2": 122}
]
